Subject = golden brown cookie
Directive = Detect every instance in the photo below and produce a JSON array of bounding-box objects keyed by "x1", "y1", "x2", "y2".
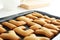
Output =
[
  {"x1": 14, "y1": 26, "x2": 34, "y2": 36},
  {"x1": 24, "y1": 34, "x2": 50, "y2": 40},
  {"x1": 34, "y1": 19, "x2": 46, "y2": 25},
  {"x1": 43, "y1": 24, "x2": 59, "y2": 31},
  {"x1": 16, "y1": 16, "x2": 33, "y2": 22},
  {"x1": 32, "y1": 12, "x2": 44, "y2": 18},
  {"x1": 9, "y1": 20, "x2": 26, "y2": 26},
  {"x1": 26, "y1": 14, "x2": 38, "y2": 19},
  {"x1": 30, "y1": 24, "x2": 41, "y2": 30},
  {"x1": 2, "y1": 22, "x2": 17, "y2": 29},
  {"x1": 35, "y1": 27, "x2": 54, "y2": 38},
  {"x1": 0, "y1": 30, "x2": 20, "y2": 40},
  {"x1": 0, "y1": 25, "x2": 7, "y2": 33}
]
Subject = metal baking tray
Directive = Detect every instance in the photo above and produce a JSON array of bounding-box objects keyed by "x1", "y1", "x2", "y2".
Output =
[{"x1": 0, "y1": 10, "x2": 60, "y2": 40}]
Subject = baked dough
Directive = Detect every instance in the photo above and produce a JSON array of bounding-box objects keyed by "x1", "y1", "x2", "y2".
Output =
[
  {"x1": 0, "y1": 30, "x2": 20, "y2": 40},
  {"x1": 35, "y1": 27, "x2": 54, "y2": 38},
  {"x1": 0, "y1": 38, "x2": 3, "y2": 40},
  {"x1": 9, "y1": 20, "x2": 26, "y2": 26},
  {"x1": 24, "y1": 34, "x2": 50, "y2": 40},
  {"x1": 0, "y1": 25, "x2": 7, "y2": 33},
  {"x1": 2, "y1": 22, "x2": 17, "y2": 29},
  {"x1": 14, "y1": 26, "x2": 34, "y2": 36},
  {"x1": 26, "y1": 14, "x2": 38, "y2": 19},
  {"x1": 30, "y1": 24, "x2": 41, "y2": 30},
  {"x1": 16, "y1": 16, "x2": 33, "y2": 22}
]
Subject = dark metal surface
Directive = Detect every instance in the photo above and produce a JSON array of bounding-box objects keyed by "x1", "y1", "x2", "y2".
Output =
[{"x1": 0, "y1": 10, "x2": 60, "y2": 40}]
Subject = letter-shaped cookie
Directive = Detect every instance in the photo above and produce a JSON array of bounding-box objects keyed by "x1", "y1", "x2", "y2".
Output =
[
  {"x1": 34, "y1": 19, "x2": 46, "y2": 25},
  {"x1": 43, "y1": 24, "x2": 59, "y2": 31},
  {"x1": 24, "y1": 34, "x2": 50, "y2": 40},
  {"x1": 32, "y1": 12, "x2": 44, "y2": 18},
  {"x1": 2, "y1": 22, "x2": 17, "y2": 29},
  {"x1": 48, "y1": 29, "x2": 58, "y2": 35},
  {"x1": 35, "y1": 27, "x2": 54, "y2": 38},
  {"x1": 14, "y1": 26, "x2": 34, "y2": 36},
  {"x1": 27, "y1": 21, "x2": 37, "y2": 26},
  {"x1": 43, "y1": 15, "x2": 51, "y2": 20},
  {"x1": 9, "y1": 20, "x2": 26, "y2": 26},
  {"x1": 24, "y1": 34, "x2": 39, "y2": 40},
  {"x1": 16, "y1": 16, "x2": 33, "y2": 22},
  {"x1": 26, "y1": 14, "x2": 38, "y2": 19},
  {"x1": 51, "y1": 20, "x2": 60, "y2": 25},
  {"x1": 0, "y1": 25, "x2": 7, "y2": 33},
  {"x1": 30, "y1": 24, "x2": 41, "y2": 30},
  {"x1": 43, "y1": 18, "x2": 51, "y2": 23},
  {"x1": 0, "y1": 30, "x2": 20, "y2": 40}
]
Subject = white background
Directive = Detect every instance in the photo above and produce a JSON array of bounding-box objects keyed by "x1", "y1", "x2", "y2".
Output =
[
  {"x1": 0, "y1": 0, "x2": 60, "y2": 40},
  {"x1": 0, "y1": 0, "x2": 60, "y2": 18}
]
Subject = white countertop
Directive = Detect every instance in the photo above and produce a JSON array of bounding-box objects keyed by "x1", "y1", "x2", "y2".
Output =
[{"x1": 0, "y1": 0, "x2": 60, "y2": 18}]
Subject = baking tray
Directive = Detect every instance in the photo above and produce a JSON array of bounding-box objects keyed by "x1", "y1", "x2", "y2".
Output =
[{"x1": 0, "y1": 10, "x2": 60, "y2": 40}]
